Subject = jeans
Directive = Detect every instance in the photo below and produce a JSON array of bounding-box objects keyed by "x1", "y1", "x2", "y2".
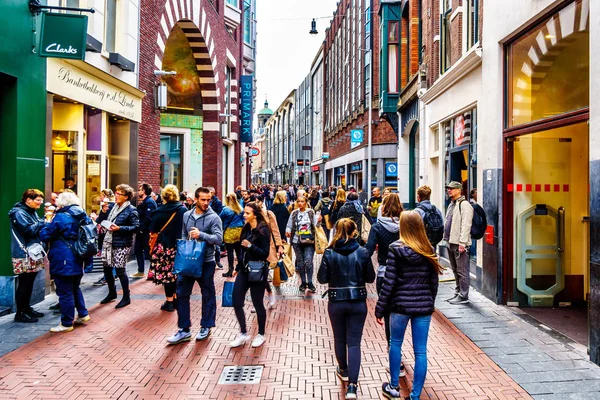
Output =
[
  {"x1": 176, "y1": 261, "x2": 216, "y2": 330},
  {"x1": 233, "y1": 268, "x2": 267, "y2": 335},
  {"x1": 328, "y1": 301, "x2": 368, "y2": 384},
  {"x1": 15, "y1": 271, "x2": 39, "y2": 314},
  {"x1": 54, "y1": 274, "x2": 88, "y2": 327},
  {"x1": 225, "y1": 242, "x2": 241, "y2": 273},
  {"x1": 448, "y1": 244, "x2": 470, "y2": 299},
  {"x1": 292, "y1": 243, "x2": 315, "y2": 284},
  {"x1": 376, "y1": 277, "x2": 391, "y2": 345},
  {"x1": 389, "y1": 313, "x2": 432, "y2": 398},
  {"x1": 135, "y1": 232, "x2": 150, "y2": 273}
]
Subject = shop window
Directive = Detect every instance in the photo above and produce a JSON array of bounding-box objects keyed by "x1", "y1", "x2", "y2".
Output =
[
  {"x1": 160, "y1": 134, "x2": 183, "y2": 189},
  {"x1": 506, "y1": 0, "x2": 589, "y2": 128},
  {"x1": 441, "y1": 0, "x2": 452, "y2": 73},
  {"x1": 52, "y1": 130, "x2": 79, "y2": 194},
  {"x1": 104, "y1": 0, "x2": 117, "y2": 53},
  {"x1": 108, "y1": 119, "x2": 130, "y2": 189}
]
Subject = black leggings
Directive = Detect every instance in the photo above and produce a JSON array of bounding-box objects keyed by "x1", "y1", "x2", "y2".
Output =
[
  {"x1": 104, "y1": 266, "x2": 129, "y2": 295},
  {"x1": 376, "y1": 277, "x2": 391, "y2": 345},
  {"x1": 225, "y1": 242, "x2": 241, "y2": 273},
  {"x1": 15, "y1": 271, "x2": 39, "y2": 313},
  {"x1": 164, "y1": 281, "x2": 176, "y2": 298},
  {"x1": 233, "y1": 270, "x2": 266, "y2": 335}
]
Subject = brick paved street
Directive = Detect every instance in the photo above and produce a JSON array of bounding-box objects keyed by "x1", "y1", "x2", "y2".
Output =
[{"x1": 0, "y1": 259, "x2": 531, "y2": 400}]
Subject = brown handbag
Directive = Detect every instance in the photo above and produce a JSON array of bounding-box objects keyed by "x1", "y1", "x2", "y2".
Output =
[{"x1": 148, "y1": 212, "x2": 177, "y2": 255}]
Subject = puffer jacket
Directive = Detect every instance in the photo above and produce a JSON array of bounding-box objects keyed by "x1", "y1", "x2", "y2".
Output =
[
  {"x1": 317, "y1": 239, "x2": 376, "y2": 301},
  {"x1": 39, "y1": 205, "x2": 91, "y2": 276},
  {"x1": 375, "y1": 241, "x2": 439, "y2": 318},
  {"x1": 9, "y1": 202, "x2": 45, "y2": 259},
  {"x1": 105, "y1": 204, "x2": 140, "y2": 248}
]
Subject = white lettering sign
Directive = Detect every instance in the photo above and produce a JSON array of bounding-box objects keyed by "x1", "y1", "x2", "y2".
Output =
[{"x1": 45, "y1": 43, "x2": 78, "y2": 55}]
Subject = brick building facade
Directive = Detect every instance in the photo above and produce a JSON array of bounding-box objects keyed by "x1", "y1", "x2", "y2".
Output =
[{"x1": 139, "y1": 0, "x2": 244, "y2": 197}]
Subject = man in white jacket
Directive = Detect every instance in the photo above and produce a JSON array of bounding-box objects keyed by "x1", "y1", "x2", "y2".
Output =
[{"x1": 443, "y1": 181, "x2": 474, "y2": 305}]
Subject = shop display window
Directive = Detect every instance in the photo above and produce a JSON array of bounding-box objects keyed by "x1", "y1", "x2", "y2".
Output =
[
  {"x1": 160, "y1": 134, "x2": 183, "y2": 189},
  {"x1": 52, "y1": 130, "x2": 79, "y2": 194},
  {"x1": 506, "y1": 0, "x2": 589, "y2": 128}
]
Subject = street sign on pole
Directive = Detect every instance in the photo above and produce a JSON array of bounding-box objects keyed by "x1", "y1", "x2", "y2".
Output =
[{"x1": 250, "y1": 147, "x2": 260, "y2": 157}]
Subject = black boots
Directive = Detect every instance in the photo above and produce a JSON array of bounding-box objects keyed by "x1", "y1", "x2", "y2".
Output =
[
  {"x1": 100, "y1": 289, "x2": 117, "y2": 304},
  {"x1": 14, "y1": 311, "x2": 38, "y2": 323},
  {"x1": 115, "y1": 291, "x2": 130, "y2": 309}
]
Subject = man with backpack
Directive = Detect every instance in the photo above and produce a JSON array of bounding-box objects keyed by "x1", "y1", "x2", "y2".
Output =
[
  {"x1": 414, "y1": 185, "x2": 444, "y2": 250},
  {"x1": 443, "y1": 181, "x2": 474, "y2": 305}
]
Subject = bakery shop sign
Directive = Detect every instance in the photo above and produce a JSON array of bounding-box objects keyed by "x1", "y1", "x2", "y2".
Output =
[{"x1": 39, "y1": 13, "x2": 87, "y2": 61}]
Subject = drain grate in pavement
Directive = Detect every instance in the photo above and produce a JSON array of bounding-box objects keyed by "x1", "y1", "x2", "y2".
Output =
[{"x1": 218, "y1": 366, "x2": 263, "y2": 385}]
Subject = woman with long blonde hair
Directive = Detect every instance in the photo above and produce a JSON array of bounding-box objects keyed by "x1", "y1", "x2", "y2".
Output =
[
  {"x1": 376, "y1": 210, "x2": 442, "y2": 400},
  {"x1": 219, "y1": 192, "x2": 245, "y2": 277},
  {"x1": 329, "y1": 188, "x2": 346, "y2": 226},
  {"x1": 318, "y1": 218, "x2": 375, "y2": 399}
]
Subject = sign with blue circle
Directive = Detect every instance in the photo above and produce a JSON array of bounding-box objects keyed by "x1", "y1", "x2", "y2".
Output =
[
  {"x1": 350, "y1": 129, "x2": 364, "y2": 143},
  {"x1": 386, "y1": 162, "x2": 398, "y2": 177}
]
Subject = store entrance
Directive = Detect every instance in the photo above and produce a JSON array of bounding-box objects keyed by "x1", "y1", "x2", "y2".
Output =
[{"x1": 507, "y1": 121, "x2": 589, "y2": 344}]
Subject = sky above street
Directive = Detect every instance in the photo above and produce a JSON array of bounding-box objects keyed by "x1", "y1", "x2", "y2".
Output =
[{"x1": 255, "y1": 0, "x2": 339, "y2": 115}]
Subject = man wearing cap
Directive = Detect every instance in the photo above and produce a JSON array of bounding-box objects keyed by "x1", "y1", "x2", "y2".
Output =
[{"x1": 443, "y1": 181, "x2": 473, "y2": 305}]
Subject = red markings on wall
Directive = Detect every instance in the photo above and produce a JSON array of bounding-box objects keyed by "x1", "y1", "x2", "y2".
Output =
[{"x1": 507, "y1": 183, "x2": 572, "y2": 193}]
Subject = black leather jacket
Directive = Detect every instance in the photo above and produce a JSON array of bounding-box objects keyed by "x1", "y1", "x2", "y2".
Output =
[
  {"x1": 317, "y1": 239, "x2": 375, "y2": 301},
  {"x1": 106, "y1": 204, "x2": 140, "y2": 248}
]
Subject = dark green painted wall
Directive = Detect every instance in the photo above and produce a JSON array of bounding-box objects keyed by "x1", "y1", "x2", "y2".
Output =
[{"x1": 0, "y1": 1, "x2": 47, "y2": 276}]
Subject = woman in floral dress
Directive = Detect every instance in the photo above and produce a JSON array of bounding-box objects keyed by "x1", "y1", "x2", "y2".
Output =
[{"x1": 148, "y1": 185, "x2": 187, "y2": 312}]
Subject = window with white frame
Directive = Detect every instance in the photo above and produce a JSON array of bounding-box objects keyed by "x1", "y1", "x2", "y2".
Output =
[
  {"x1": 466, "y1": 0, "x2": 479, "y2": 49},
  {"x1": 441, "y1": 0, "x2": 452, "y2": 72},
  {"x1": 104, "y1": 0, "x2": 117, "y2": 53}
]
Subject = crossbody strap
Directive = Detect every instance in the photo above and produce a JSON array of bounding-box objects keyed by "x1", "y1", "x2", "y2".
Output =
[
  {"x1": 159, "y1": 212, "x2": 177, "y2": 234},
  {"x1": 11, "y1": 229, "x2": 26, "y2": 251}
]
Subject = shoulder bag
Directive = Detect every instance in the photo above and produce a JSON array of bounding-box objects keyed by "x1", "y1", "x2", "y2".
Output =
[
  {"x1": 149, "y1": 212, "x2": 177, "y2": 255},
  {"x1": 12, "y1": 229, "x2": 46, "y2": 263},
  {"x1": 296, "y1": 210, "x2": 315, "y2": 246}
]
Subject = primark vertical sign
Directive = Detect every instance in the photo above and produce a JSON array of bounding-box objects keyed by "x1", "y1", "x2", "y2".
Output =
[{"x1": 239, "y1": 75, "x2": 254, "y2": 143}]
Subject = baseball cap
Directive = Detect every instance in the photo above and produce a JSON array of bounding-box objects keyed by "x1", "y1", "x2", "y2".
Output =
[{"x1": 445, "y1": 181, "x2": 462, "y2": 189}]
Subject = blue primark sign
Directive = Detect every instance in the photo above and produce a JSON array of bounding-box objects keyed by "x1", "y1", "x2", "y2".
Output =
[{"x1": 239, "y1": 75, "x2": 254, "y2": 142}]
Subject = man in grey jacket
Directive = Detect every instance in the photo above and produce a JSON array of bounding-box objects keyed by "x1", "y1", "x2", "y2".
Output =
[
  {"x1": 443, "y1": 181, "x2": 474, "y2": 305},
  {"x1": 167, "y1": 187, "x2": 223, "y2": 344}
]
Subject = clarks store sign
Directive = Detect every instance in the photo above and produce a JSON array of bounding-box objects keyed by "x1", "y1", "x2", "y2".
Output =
[
  {"x1": 39, "y1": 13, "x2": 87, "y2": 61},
  {"x1": 47, "y1": 59, "x2": 143, "y2": 122}
]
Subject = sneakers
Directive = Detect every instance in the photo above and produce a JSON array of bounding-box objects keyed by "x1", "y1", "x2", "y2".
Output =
[
  {"x1": 445, "y1": 294, "x2": 459, "y2": 302},
  {"x1": 307, "y1": 283, "x2": 317, "y2": 293},
  {"x1": 299, "y1": 282, "x2": 307, "y2": 291},
  {"x1": 14, "y1": 312, "x2": 37, "y2": 323},
  {"x1": 196, "y1": 327, "x2": 211, "y2": 341},
  {"x1": 166, "y1": 329, "x2": 192, "y2": 345},
  {"x1": 449, "y1": 295, "x2": 469, "y2": 305},
  {"x1": 268, "y1": 293, "x2": 276, "y2": 309},
  {"x1": 335, "y1": 366, "x2": 349, "y2": 382},
  {"x1": 346, "y1": 383, "x2": 358, "y2": 400},
  {"x1": 216, "y1": 263, "x2": 224, "y2": 270},
  {"x1": 160, "y1": 301, "x2": 175, "y2": 312},
  {"x1": 230, "y1": 333, "x2": 250, "y2": 348},
  {"x1": 382, "y1": 382, "x2": 401, "y2": 400},
  {"x1": 251, "y1": 334, "x2": 266, "y2": 348},
  {"x1": 50, "y1": 324, "x2": 74, "y2": 333},
  {"x1": 130, "y1": 272, "x2": 145, "y2": 278},
  {"x1": 93, "y1": 277, "x2": 107, "y2": 286},
  {"x1": 74, "y1": 315, "x2": 91, "y2": 324}
]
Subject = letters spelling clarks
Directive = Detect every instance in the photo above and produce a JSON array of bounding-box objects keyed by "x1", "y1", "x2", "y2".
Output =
[{"x1": 45, "y1": 43, "x2": 78, "y2": 55}]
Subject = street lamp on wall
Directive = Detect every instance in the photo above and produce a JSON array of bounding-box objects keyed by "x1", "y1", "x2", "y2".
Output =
[{"x1": 153, "y1": 70, "x2": 176, "y2": 112}]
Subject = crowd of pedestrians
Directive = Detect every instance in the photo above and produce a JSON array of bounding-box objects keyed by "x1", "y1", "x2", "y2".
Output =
[{"x1": 8, "y1": 180, "x2": 480, "y2": 400}]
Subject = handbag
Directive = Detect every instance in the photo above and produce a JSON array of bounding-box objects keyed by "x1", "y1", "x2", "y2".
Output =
[
  {"x1": 11, "y1": 229, "x2": 46, "y2": 263},
  {"x1": 222, "y1": 281, "x2": 234, "y2": 307},
  {"x1": 277, "y1": 258, "x2": 289, "y2": 281},
  {"x1": 282, "y1": 243, "x2": 295, "y2": 277},
  {"x1": 314, "y1": 225, "x2": 328, "y2": 255},
  {"x1": 245, "y1": 260, "x2": 267, "y2": 283},
  {"x1": 295, "y1": 210, "x2": 315, "y2": 246},
  {"x1": 173, "y1": 237, "x2": 206, "y2": 278},
  {"x1": 361, "y1": 214, "x2": 372, "y2": 244},
  {"x1": 149, "y1": 212, "x2": 177, "y2": 255}
]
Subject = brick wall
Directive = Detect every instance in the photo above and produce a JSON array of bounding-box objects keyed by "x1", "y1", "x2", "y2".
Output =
[
  {"x1": 422, "y1": 0, "x2": 440, "y2": 88},
  {"x1": 139, "y1": 0, "x2": 242, "y2": 198}
]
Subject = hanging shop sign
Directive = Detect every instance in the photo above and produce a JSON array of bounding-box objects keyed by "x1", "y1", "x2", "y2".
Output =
[
  {"x1": 239, "y1": 75, "x2": 254, "y2": 142},
  {"x1": 250, "y1": 147, "x2": 260, "y2": 156},
  {"x1": 47, "y1": 59, "x2": 143, "y2": 122},
  {"x1": 454, "y1": 115, "x2": 466, "y2": 146},
  {"x1": 386, "y1": 162, "x2": 398, "y2": 177},
  {"x1": 350, "y1": 129, "x2": 364, "y2": 149},
  {"x1": 39, "y1": 13, "x2": 88, "y2": 61},
  {"x1": 322, "y1": 152, "x2": 330, "y2": 159}
]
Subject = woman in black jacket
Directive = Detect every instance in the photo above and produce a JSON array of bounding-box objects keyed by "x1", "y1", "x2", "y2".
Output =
[
  {"x1": 318, "y1": 218, "x2": 375, "y2": 400},
  {"x1": 148, "y1": 185, "x2": 187, "y2": 312},
  {"x1": 100, "y1": 184, "x2": 140, "y2": 309},
  {"x1": 269, "y1": 190, "x2": 290, "y2": 240},
  {"x1": 376, "y1": 211, "x2": 442, "y2": 400},
  {"x1": 230, "y1": 202, "x2": 271, "y2": 349}
]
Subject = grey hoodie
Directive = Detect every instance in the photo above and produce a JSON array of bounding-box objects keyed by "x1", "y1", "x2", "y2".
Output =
[{"x1": 181, "y1": 206, "x2": 223, "y2": 263}]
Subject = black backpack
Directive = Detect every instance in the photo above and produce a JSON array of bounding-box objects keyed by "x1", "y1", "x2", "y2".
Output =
[
  {"x1": 462, "y1": 200, "x2": 487, "y2": 240},
  {"x1": 416, "y1": 204, "x2": 444, "y2": 247},
  {"x1": 62, "y1": 214, "x2": 99, "y2": 260}
]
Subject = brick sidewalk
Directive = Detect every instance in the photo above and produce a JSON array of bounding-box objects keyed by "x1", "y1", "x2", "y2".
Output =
[{"x1": 0, "y1": 269, "x2": 530, "y2": 399}]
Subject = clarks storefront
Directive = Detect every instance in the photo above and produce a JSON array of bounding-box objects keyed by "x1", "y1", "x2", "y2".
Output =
[{"x1": 46, "y1": 59, "x2": 144, "y2": 214}]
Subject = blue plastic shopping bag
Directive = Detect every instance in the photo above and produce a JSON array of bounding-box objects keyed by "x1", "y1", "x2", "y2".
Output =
[
  {"x1": 173, "y1": 239, "x2": 205, "y2": 278},
  {"x1": 222, "y1": 281, "x2": 234, "y2": 307}
]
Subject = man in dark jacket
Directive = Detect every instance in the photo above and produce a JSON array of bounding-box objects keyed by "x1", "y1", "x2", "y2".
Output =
[
  {"x1": 337, "y1": 192, "x2": 366, "y2": 242},
  {"x1": 132, "y1": 183, "x2": 157, "y2": 278}
]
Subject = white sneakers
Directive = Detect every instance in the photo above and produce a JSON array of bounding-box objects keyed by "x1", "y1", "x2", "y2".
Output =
[
  {"x1": 268, "y1": 293, "x2": 276, "y2": 309},
  {"x1": 230, "y1": 333, "x2": 266, "y2": 348}
]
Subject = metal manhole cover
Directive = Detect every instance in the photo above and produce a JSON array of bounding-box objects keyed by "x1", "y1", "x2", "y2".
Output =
[{"x1": 218, "y1": 365, "x2": 263, "y2": 385}]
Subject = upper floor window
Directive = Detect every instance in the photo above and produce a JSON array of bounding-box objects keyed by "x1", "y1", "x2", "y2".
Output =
[
  {"x1": 104, "y1": 0, "x2": 117, "y2": 53},
  {"x1": 388, "y1": 21, "x2": 399, "y2": 94},
  {"x1": 243, "y1": 0, "x2": 252, "y2": 44},
  {"x1": 441, "y1": 0, "x2": 451, "y2": 72},
  {"x1": 226, "y1": 0, "x2": 238, "y2": 7},
  {"x1": 466, "y1": 0, "x2": 479, "y2": 49}
]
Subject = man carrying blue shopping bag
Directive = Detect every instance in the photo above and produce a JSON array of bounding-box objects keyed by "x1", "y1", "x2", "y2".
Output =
[{"x1": 166, "y1": 187, "x2": 223, "y2": 345}]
